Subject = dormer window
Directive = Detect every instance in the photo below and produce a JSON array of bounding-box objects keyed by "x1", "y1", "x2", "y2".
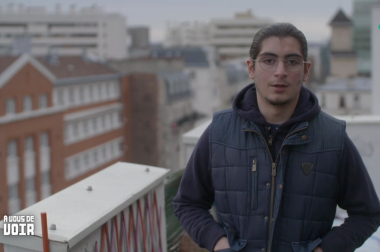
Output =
[
  {"x1": 6, "y1": 98, "x2": 16, "y2": 115},
  {"x1": 23, "y1": 96, "x2": 33, "y2": 112}
]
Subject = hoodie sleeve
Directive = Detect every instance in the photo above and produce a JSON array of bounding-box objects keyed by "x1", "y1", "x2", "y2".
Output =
[
  {"x1": 173, "y1": 125, "x2": 226, "y2": 252},
  {"x1": 319, "y1": 132, "x2": 380, "y2": 252}
]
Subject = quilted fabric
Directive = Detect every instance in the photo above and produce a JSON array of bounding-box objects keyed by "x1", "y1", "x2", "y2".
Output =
[{"x1": 210, "y1": 109, "x2": 345, "y2": 252}]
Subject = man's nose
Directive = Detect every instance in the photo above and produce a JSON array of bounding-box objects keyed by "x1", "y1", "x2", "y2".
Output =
[{"x1": 274, "y1": 59, "x2": 288, "y2": 78}]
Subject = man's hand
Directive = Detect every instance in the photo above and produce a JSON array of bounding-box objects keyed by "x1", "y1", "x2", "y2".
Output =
[
  {"x1": 214, "y1": 236, "x2": 229, "y2": 251},
  {"x1": 314, "y1": 247, "x2": 323, "y2": 252}
]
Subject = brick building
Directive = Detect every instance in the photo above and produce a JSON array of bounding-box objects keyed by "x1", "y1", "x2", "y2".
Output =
[
  {"x1": 0, "y1": 54, "x2": 130, "y2": 217},
  {"x1": 113, "y1": 57, "x2": 196, "y2": 170}
]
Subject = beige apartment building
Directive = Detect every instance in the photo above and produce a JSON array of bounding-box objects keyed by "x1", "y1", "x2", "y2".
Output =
[
  {"x1": 0, "y1": 4, "x2": 128, "y2": 59},
  {"x1": 0, "y1": 54, "x2": 130, "y2": 218}
]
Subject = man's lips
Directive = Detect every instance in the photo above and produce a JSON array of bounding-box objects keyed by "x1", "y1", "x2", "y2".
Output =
[
  {"x1": 271, "y1": 84, "x2": 288, "y2": 92},
  {"x1": 270, "y1": 83, "x2": 288, "y2": 87}
]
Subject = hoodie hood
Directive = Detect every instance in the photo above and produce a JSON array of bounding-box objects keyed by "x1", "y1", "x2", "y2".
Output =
[{"x1": 233, "y1": 83, "x2": 321, "y2": 128}]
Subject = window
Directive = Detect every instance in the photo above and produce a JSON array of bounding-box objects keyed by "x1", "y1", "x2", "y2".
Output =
[
  {"x1": 79, "y1": 87, "x2": 85, "y2": 102},
  {"x1": 40, "y1": 132, "x2": 49, "y2": 147},
  {"x1": 41, "y1": 171, "x2": 50, "y2": 185},
  {"x1": 339, "y1": 96, "x2": 346, "y2": 108},
  {"x1": 102, "y1": 115, "x2": 107, "y2": 129},
  {"x1": 98, "y1": 84, "x2": 103, "y2": 99},
  {"x1": 84, "y1": 154, "x2": 89, "y2": 167},
  {"x1": 39, "y1": 94, "x2": 48, "y2": 109},
  {"x1": 8, "y1": 184, "x2": 19, "y2": 199},
  {"x1": 6, "y1": 98, "x2": 16, "y2": 114},
  {"x1": 102, "y1": 146, "x2": 107, "y2": 159},
  {"x1": 26, "y1": 177, "x2": 35, "y2": 192},
  {"x1": 93, "y1": 151, "x2": 98, "y2": 163},
  {"x1": 25, "y1": 136, "x2": 34, "y2": 152},
  {"x1": 105, "y1": 82, "x2": 110, "y2": 97},
  {"x1": 7, "y1": 140, "x2": 17, "y2": 157},
  {"x1": 88, "y1": 85, "x2": 93, "y2": 100},
  {"x1": 58, "y1": 89, "x2": 64, "y2": 105},
  {"x1": 92, "y1": 118, "x2": 98, "y2": 132},
  {"x1": 69, "y1": 88, "x2": 75, "y2": 103},
  {"x1": 23, "y1": 96, "x2": 33, "y2": 112},
  {"x1": 354, "y1": 94, "x2": 360, "y2": 102},
  {"x1": 73, "y1": 123, "x2": 78, "y2": 137},
  {"x1": 83, "y1": 120, "x2": 89, "y2": 134},
  {"x1": 74, "y1": 158, "x2": 80, "y2": 171}
]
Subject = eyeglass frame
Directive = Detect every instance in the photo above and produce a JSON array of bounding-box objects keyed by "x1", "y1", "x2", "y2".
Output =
[{"x1": 251, "y1": 56, "x2": 311, "y2": 72}]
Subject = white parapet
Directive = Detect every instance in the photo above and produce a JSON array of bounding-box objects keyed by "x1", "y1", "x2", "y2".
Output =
[
  {"x1": 0, "y1": 162, "x2": 170, "y2": 252},
  {"x1": 372, "y1": 5, "x2": 380, "y2": 114}
]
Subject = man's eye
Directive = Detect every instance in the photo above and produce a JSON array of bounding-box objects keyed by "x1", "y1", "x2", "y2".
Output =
[
  {"x1": 287, "y1": 60, "x2": 299, "y2": 65},
  {"x1": 262, "y1": 59, "x2": 276, "y2": 64}
]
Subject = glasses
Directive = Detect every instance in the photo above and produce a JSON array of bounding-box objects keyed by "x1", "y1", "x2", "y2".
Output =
[{"x1": 252, "y1": 56, "x2": 310, "y2": 72}]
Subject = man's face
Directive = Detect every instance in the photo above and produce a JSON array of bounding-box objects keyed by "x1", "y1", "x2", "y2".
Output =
[{"x1": 246, "y1": 36, "x2": 311, "y2": 108}]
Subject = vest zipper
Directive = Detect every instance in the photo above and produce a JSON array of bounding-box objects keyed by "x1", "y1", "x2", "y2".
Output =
[
  {"x1": 244, "y1": 126, "x2": 307, "y2": 252},
  {"x1": 268, "y1": 135, "x2": 273, "y2": 146},
  {"x1": 252, "y1": 159, "x2": 258, "y2": 209}
]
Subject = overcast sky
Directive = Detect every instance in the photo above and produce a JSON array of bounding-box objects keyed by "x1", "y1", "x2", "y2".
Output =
[{"x1": 4, "y1": 0, "x2": 353, "y2": 43}]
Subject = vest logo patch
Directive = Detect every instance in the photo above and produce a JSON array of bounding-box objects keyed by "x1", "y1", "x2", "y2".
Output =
[{"x1": 301, "y1": 163, "x2": 314, "y2": 176}]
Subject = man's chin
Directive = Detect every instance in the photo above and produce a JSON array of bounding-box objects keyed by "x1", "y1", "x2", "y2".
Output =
[{"x1": 266, "y1": 98, "x2": 290, "y2": 106}]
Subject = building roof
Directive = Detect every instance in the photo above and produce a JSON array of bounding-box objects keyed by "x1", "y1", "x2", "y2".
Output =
[
  {"x1": 0, "y1": 56, "x2": 18, "y2": 74},
  {"x1": 151, "y1": 47, "x2": 209, "y2": 67},
  {"x1": 0, "y1": 54, "x2": 120, "y2": 89},
  {"x1": 329, "y1": 9, "x2": 352, "y2": 26},
  {"x1": 36, "y1": 56, "x2": 117, "y2": 79}
]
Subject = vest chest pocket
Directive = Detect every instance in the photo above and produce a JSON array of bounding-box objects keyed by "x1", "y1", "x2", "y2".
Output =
[{"x1": 251, "y1": 157, "x2": 258, "y2": 210}]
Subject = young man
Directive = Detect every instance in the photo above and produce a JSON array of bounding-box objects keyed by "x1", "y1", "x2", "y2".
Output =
[{"x1": 173, "y1": 23, "x2": 380, "y2": 252}]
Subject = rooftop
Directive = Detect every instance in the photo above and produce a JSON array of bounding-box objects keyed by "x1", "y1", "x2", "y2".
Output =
[
  {"x1": 329, "y1": 9, "x2": 352, "y2": 26},
  {"x1": 36, "y1": 56, "x2": 117, "y2": 79},
  {"x1": 151, "y1": 47, "x2": 209, "y2": 67},
  {"x1": 316, "y1": 77, "x2": 371, "y2": 91}
]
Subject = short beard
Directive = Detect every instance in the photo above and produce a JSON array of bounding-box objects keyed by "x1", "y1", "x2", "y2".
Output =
[{"x1": 265, "y1": 97, "x2": 291, "y2": 106}]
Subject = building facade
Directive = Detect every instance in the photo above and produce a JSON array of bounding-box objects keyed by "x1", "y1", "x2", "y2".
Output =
[
  {"x1": 0, "y1": 4, "x2": 128, "y2": 59},
  {"x1": 164, "y1": 21, "x2": 211, "y2": 47},
  {"x1": 352, "y1": 0, "x2": 380, "y2": 76},
  {"x1": 112, "y1": 57, "x2": 196, "y2": 170},
  {"x1": 128, "y1": 26, "x2": 150, "y2": 58},
  {"x1": 315, "y1": 77, "x2": 371, "y2": 115},
  {"x1": 329, "y1": 9, "x2": 358, "y2": 78},
  {"x1": 210, "y1": 10, "x2": 272, "y2": 60},
  {"x1": 0, "y1": 54, "x2": 130, "y2": 217}
]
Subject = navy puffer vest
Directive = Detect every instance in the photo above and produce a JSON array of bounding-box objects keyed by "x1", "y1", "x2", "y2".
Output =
[{"x1": 210, "y1": 109, "x2": 345, "y2": 252}]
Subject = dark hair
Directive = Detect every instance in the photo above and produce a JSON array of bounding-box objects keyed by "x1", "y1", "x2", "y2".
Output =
[{"x1": 249, "y1": 23, "x2": 308, "y2": 61}]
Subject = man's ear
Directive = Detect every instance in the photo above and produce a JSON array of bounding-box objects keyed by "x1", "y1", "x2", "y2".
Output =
[
  {"x1": 246, "y1": 59, "x2": 255, "y2": 79},
  {"x1": 303, "y1": 61, "x2": 312, "y2": 82}
]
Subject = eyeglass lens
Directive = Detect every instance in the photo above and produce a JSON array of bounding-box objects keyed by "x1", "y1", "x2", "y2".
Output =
[{"x1": 258, "y1": 56, "x2": 304, "y2": 72}]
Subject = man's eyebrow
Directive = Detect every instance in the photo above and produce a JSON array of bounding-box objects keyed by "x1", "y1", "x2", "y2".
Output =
[{"x1": 258, "y1": 52, "x2": 303, "y2": 58}]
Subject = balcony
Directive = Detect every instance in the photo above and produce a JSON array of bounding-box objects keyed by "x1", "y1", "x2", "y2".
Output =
[{"x1": 0, "y1": 162, "x2": 170, "y2": 252}]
